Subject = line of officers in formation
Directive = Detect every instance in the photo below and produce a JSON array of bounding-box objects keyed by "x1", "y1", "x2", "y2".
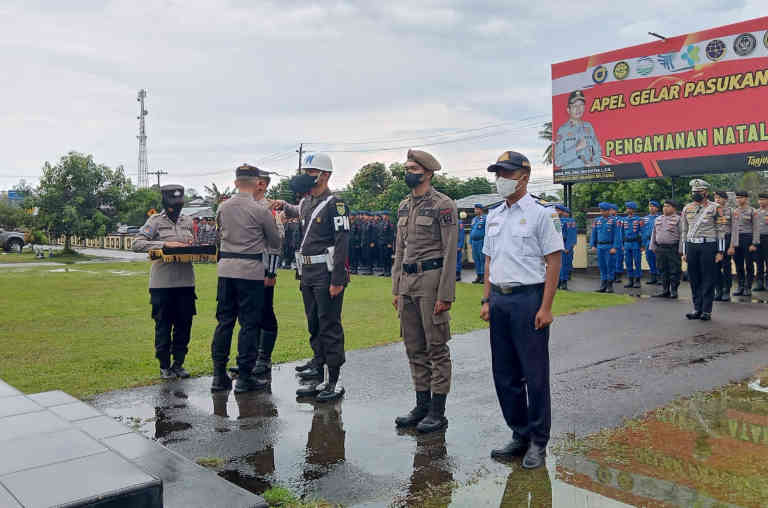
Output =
[
  {"x1": 133, "y1": 148, "x2": 565, "y2": 470},
  {"x1": 589, "y1": 179, "x2": 768, "y2": 321}
]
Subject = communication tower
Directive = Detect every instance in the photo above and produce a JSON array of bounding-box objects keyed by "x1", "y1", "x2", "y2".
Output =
[{"x1": 137, "y1": 89, "x2": 149, "y2": 188}]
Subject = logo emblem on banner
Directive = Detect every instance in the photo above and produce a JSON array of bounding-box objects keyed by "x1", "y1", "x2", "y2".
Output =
[
  {"x1": 613, "y1": 61, "x2": 630, "y2": 80},
  {"x1": 764, "y1": 31, "x2": 768, "y2": 50},
  {"x1": 657, "y1": 53, "x2": 676, "y2": 71},
  {"x1": 592, "y1": 65, "x2": 608, "y2": 84},
  {"x1": 636, "y1": 56, "x2": 654, "y2": 76},
  {"x1": 734, "y1": 33, "x2": 757, "y2": 56},
  {"x1": 680, "y1": 45, "x2": 700, "y2": 67},
  {"x1": 705, "y1": 39, "x2": 726, "y2": 61}
]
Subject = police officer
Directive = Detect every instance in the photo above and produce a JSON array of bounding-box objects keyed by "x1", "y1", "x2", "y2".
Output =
[
  {"x1": 649, "y1": 200, "x2": 682, "y2": 298},
  {"x1": 643, "y1": 201, "x2": 661, "y2": 285},
  {"x1": 357, "y1": 212, "x2": 371, "y2": 275},
  {"x1": 480, "y1": 150, "x2": 563, "y2": 469},
  {"x1": 731, "y1": 191, "x2": 758, "y2": 297},
  {"x1": 590, "y1": 202, "x2": 620, "y2": 293},
  {"x1": 379, "y1": 211, "x2": 395, "y2": 277},
  {"x1": 621, "y1": 202, "x2": 643, "y2": 288},
  {"x1": 753, "y1": 193, "x2": 768, "y2": 292},
  {"x1": 272, "y1": 152, "x2": 350, "y2": 402},
  {"x1": 469, "y1": 204, "x2": 487, "y2": 284},
  {"x1": 392, "y1": 149, "x2": 458, "y2": 434},
  {"x1": 713, "y1": 191, "x2": 734, "y2": 301},
  {"x1": 457, "y1": 211, "x2": 467, "y2": 281},
  {"x1": 349, "y1": 213, "x2": 361, "y2": 274},
  {"x1": 554, "y1": 90, "x2": 601, "y2": 169},
  {"x1": 610, "y1": 204, "x2": 625, "y2": 283},
  {"x1": 210, "y1": 165, "x2": 282, "y2": 393},
  {"x1": 556, "y1": 204, "x2": 577, "y2": 290},
  {"x1": 681, "y1": 179, "x2": 724, "y2": 321},
  {"x1": 133, "y1": 185, "x2": 196, "y2": 379},
  {"x1": 283, "y1": 216, "x2": 300, "y2": 270}
]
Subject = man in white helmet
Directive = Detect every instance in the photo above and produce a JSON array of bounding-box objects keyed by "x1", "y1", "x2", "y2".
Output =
[{"x1": 271, "y1": 153, "x2": 351, "y2": 401}]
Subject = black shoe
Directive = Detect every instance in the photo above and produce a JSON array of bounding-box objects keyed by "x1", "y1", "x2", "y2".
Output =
[
  {"x1": 416, "y1": 394, "x2": 448, "y2": 433},
  {"x1": 646, "y1": 277, "x2": 658, "y2": 285},
  {"x1": 211, "y1": 365, "x2": 232, "y2": 392},
  {"x1": 721, "y1": 286, "x2": 731, "y2": 301},
  {"x1": 171, "y1": 363, "x2": 190, "y2": 379},
  {"x1": 472, "y1": 278, "x2": 483, "y2": 284},
  {"x1": 596, "y1": 281, "x2": 607, "y2": 293},
  {"x1": 252, "y1": 359, "x2": 271, "y2": 379},
  {"x1": 295, "y1": 359, "x2": 316, "y2": 372},
  {"x1": 670, "y1": 286, "x2": 679, "y2": 299},
  {"x1": 160, "y1": 368, "x2": 177, "y2": 380},
  {"x1": 605, "y1": 282, "x2": 614, "y2": 293},
  {"x1": 686, "y1": 311, "x2": 702, "y2": 320},
  {"x1": 614, "y1": 276, "x2": 622, "y2": 284},
  {"x1": 656, "y1": 280, "x2": 664, "y2": 285},
  {"x1": 378, "y1": 272, "x2": 388, "y2": 277},
  {"x1": 455, "y1": 274, "x2": 461, "y2": 281},
  {"x1": 714, "y1": 286, "x2": 722, "y2": 301},
  {"x1": 395, "y1": 391, "x2": 431, "y2": 428},
  {"x1": 522, "y1": 443, "x2": 547, "y2": 469},
  {"x1": 234, "y1": 374, "x2": 268, "y2": 393},
  {"x1": 633, "y1": 278, "x2": 641, "y2": 288},
  {"x1": 754, "y1": 282, "x2": 766, "y2": 292},
  {"x1": 296, "y1": 381, "x2": 322, "y2": 398},
  {"x1": 624, "y1": 277, "x2": 634, "y2": 288},
  {"x1": 653, "y1": 289, "x2": 671, "y2": 298},
  {"x1": 745, "y1": 287, "x2": 752, "y2": 297},
  {"x1": 316, "y1": 382, "x2": 345, "y2": 402},
  {"x1": 560, "y1": 280, "x2": 568, "y2": 291},
  {"x1": 491, "y1": 438, "x2": 529, "y2": 459},
  {"x1": 700, "y1": 313, "x2": 711, "y2": 321},
  {"x1": 298, "y1": 367, "x2": 324, "y2": 380},
  {"x1": 733, "y1": 286, "x2": 745, "y2": 296}
]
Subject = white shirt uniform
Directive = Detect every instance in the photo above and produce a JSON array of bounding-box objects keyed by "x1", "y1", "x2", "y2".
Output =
[{"x1": 482, "y1": 193, "x2": 564, "y2": 286}]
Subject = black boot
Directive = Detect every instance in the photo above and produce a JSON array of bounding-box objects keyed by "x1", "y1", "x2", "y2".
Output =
[
  {"x1": 596, "y1": 280, "x2": 607, "y2": 293},
  {"x1": 745, "y1": 285, "x2": 752, "y2": 297},
  {"x1": 633, "y1": 277, "x2": 641, "y2": 288},
  {"x1": 753, "y1": 279, "x2": 766, "y2": 292},
  {"x1": 211, "y1": 363, "x2": 232, "y2": 392},
  {"x1": 733, "y1": 284, "x2": 745, "y2": 296},
  {"x1": 605, "y1": 281, "x2": 614, "y2": 293},
  {"x1": 721, "y1": 282, "x2": 731, "y2": 302},
  {"x1": 316, "y1": 366, "x2": 345, "y2": 402},
  {"x1": 253, "y1": 330, "x2": 277, "y2": 379},
  {"x1": 234, "y1": 372, "x2": 268, "y2": 393},
  {"x1": 670, "y1": 282, "x2": 679, "y2": 299},
  {"x1": 171, "y1": 360, "x2": 190, "y2": 379},
  {"x1": 646, "y1": 275, "x2": 658, "y2": 285},
  {"x1": 298, "y1": 364, "x2": 324, "y2": 380},
  {"x1": 561, "y1": 280, "x2": 568, "y2": 291},
  {"x1": 624, "y1": 277, "x2": 634, "y2": 288},
  {"x1": 395, "y1": 391, "x2": 431, "y2": 428},
  {"x1": 416, "y1": 393, "x2": 448, "y2": 433},
  {"x1": 295, "y1": 358, "x2": 317, "y2": 372},
  {"x1": 713, "y1": 284, "x2": 722, "y2": 301},
  {"x1": 653, "y1": 280, "x2": 670, "y2": 298}
]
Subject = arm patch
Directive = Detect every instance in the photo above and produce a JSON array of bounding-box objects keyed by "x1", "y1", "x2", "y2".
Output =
[{"x1": 439, "y1": 208, "x2": 455, "y2": 225}]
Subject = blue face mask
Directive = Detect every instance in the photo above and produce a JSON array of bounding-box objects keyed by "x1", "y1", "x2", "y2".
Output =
[{"x1": 290, "y1": 173, "x2": 318, "y2": 194}]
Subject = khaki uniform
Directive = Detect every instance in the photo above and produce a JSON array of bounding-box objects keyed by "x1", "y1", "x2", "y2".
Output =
[
  {"x1": 392, "y1": 187, "x2": 458, "y2": 394},
  {"x1": 715, "y1": 206, "x2": 734, "y2": 294},
  {"x1": 731, "y1": 205, "x2": 757, "y2": 288},
  {"x1": 752, "y1": 207, "x2": 768, "y2": 286},
  {"x1": 680, "y1": 200, "x2": 723, "y2": 314},
  {"x1": 649, "y1": 213, "x2": 683, "y2": 287},
  {"x1": 133, "y1": 212, "x2": 196, "y2": 288}
]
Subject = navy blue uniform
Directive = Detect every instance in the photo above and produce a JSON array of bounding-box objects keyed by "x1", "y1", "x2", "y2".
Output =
[
  {"x1": 469, "y1": 215, "x2": 486, "y2": 278},
  {"x1": 621, "y1": 215, "x2": 644, "y2": 278},
  {"x1": 590, "y1": 216, "x2": 621, "y2": 281},
  {"x1": 559, "y1": 217, "x2": 577, "y2": 282}
]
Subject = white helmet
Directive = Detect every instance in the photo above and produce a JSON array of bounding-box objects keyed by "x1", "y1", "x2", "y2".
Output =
[{"x1": 303, "y1": 152, "x2": 333, "y2": 172}]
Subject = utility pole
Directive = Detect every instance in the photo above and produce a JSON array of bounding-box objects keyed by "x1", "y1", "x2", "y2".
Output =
[
  {"x1": 296, "y1": 143, "x2": 303, "y2": 174},
  {"x1": 136, "y1": 89, "x2": 149, "y2": 188},
  {"x1": 148, "y1": 169, "x2": 168, "y2": 188}
]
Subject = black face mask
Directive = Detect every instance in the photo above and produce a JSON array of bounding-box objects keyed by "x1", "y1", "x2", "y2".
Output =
[
  {"x1": 165, "y1": 208, "x2": 181, "y2": 222},
  {"x1": 290, "y1": 173, "x2": 318, "y2": 195},
  {"x1": 691, "y1": 192, "x2": 705, "y2": 202},
  {"x1": 405, "y1": 172, "x2": 424, "y2": 189}
]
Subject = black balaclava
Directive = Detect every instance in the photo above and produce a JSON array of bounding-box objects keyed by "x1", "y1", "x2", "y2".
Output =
[{"x1": 161, "y1": 184, "x2": 185, "y2": 222}]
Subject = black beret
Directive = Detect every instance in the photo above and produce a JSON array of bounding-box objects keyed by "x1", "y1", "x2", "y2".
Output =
[
  {"x1": 664, "y1": 199, "x2": 678, "y2": 208},
  {"x1": 759, "y1": 192, "x2": 768, "y2": 199},
  {"x1": 715, "y1": 191, "x2": 728, "y2": 199},
  {"x1": 735, "y1": 190, "x2": 748, "y2": 197}
]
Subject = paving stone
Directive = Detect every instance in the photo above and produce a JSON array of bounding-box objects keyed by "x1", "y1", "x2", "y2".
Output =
[
  {"x1": 0, "y1": 380, "x2": 21, "y2": 399},
  {"x1": 0, "y1": 451, "x2": 161, "y2": 508},
  {"x1": 27, "y1": 390, "x2": 79, "y2": 408},
  {"x1": 48, "y1": 400, "x2": 102, "y2": 422},
  {"x1": 0, "y1": 427, "x2": 105, "y2": 476},
  {"x1": 104, "y1": 432, "x2": 159, "y2": 460},
  {"x1": 0, "y1": 396, "x2": 41, "y2": 418},
  {"x1": 0, "y1": 411, "x2": 69, "y2": 442},
  {"x1": 75, "y1": 415, "x2": 132, "y2": 440}
]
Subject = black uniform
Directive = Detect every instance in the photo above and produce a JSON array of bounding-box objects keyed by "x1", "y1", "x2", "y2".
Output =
[
  {"x1": 350, "y1": 216, "x2": 362, "y2": 274},
  {"x1": 285, "y1": 190, "x2": 350, "y2": 371},
  {"x1": 379, "y1": 217, "x2": 395, "y2": 276}
]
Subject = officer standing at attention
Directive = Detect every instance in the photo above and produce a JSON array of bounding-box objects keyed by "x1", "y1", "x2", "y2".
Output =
[
  {"x1": 681, "y1": 179, "x2": 724, "y2": 321},
  {"x1": 480, "y1": 150, "x2": 563, "y2": 469},
  {"x1": 713, "y1": 191, "x2": 734, "y2": 301},
  {"x1": 731, "y1": 191, "x2": 757, "y2": 297},
  {"x1": 753, "y1": 193, "x2": 768, "y2": 292},
  {"x1": 556, "y1": 204, "x2": 577, "y2": 290},
  {"x1": 610, "y1": 204, "x2": 625, "y2": 283},
  {"x1": 590, "y1": 202, "x2": 620, "y2": 293},
  {"x1": 554, "y1": 90, "x2": 601, "y2": 169},
  {"x1": 133, "y1": 185, "x2": 196, "y2": 379},
  {"x1": 379, "y1": 211, "x2": 395, "y2": 277},
  {"x1": 210, "y1": 165, "x2": 282, "y2": 393},
  {"x1": 643, "y1": 201, "x2": 661, "y2": 285},
  {"x1": 621, "y1": 202, "x2": 643, "y2": 288},
  {"x1": 469, "y1": 204, "x2": 487, "y2": 284},
  {"x1": 457, "y1": 211, "x2": 466, "y2": 281},
  {"x1": 271, "y1": 153, "x2": 350, "y2": 402},
  {"x1": 649, "y1": 200, "x2": 682, "y2": 299},
  {"x1": 392, "y1": 149, "x2": 458, "y2": 434}
]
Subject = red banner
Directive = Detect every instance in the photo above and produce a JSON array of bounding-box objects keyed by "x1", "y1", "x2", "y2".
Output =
[{"x1": 552, "y1": 17, "x2": 768, "y2": 183}]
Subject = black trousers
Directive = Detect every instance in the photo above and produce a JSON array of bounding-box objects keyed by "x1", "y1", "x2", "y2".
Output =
[
  {"x1": 211, "y1": 277, "x2": 264, "y2": 372},
  {"x1": 380, "y1": 246, "x2": 393, "y2": 274},
  {"x1": 262, "y1": 285, "x2": 277, "y2": 334},
  {"x1": 715, "y1": 234, "x2": 732, "y2": 289},
  {"x1": 755, "y1": 236, "x2": 768, "y2": 281},
  {"x1": 733, "y1": 234, "x2": 755, "y2": 286},
  {"x1": 489, "y1": 284, "x2": 551, "y2": 446},
  {"x1": 686, "y1": 242, "x2": 717, "y2": 313},
  {"x1": 300, "y1": 266, "x2": 346, "y2": 369},
  {"x1": 655, "y1": 245, "x2": 681, "y2": 285},
  {"x1": 150, "y1": 287, "x2": 196, "y2": 368}
]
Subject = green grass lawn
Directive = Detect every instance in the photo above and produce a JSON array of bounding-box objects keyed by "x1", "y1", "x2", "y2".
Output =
[{"x1": 0, "y1": 262, "x2": 633, "y2": 398}]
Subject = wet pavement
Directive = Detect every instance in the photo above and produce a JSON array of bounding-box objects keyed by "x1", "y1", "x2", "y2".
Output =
[{"x1": 91, "y1": 289, "x2": 768, "y2": 507}]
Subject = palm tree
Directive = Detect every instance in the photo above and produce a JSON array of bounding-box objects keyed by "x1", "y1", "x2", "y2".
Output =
[
  {"x1": 539, "y1": 122, "x2": 553, "y2": 165},
  {"x1": 203, "y1": 183, "x2": 232, "y2": 212}
]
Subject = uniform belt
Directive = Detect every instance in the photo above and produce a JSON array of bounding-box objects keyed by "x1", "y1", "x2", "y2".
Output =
[
  {"x1": 623, "y1": 239, "x2": 639, "y2": 243},
  {"x1": 687, "y1": 238, "x2": 716, "y2": 244},
  {"x1": 656, "y1": 243, "x2": 678, "y2": 248},
  {"x1": 219, "y1": 251, "x2": 263, "y2": 261},
  {"x1": 597, "y1": 241, "x2": 612, "y2": 245},
  {"x1": 402, "y1": 257, "x2": 443, "y2": 274},
  {"x1": 300, "y1": 254, "x2": 328, "y2": 265},
  {"x1": 491, "y1": 283, "x2": 544, "y2": 295}
]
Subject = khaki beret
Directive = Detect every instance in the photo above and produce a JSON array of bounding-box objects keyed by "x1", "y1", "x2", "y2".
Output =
[{"x1": 407, "y1": 149, "x2": 441, "y2": 171}]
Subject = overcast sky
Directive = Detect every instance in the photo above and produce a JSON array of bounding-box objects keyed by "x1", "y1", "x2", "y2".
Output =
[{"x1": 1, "y1": 0, "x2": 764, "y2": 195}]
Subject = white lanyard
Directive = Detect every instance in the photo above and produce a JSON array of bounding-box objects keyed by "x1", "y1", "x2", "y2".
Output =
[{"x1": 300, "y1": 194, "x2": 335, "y2": 252}]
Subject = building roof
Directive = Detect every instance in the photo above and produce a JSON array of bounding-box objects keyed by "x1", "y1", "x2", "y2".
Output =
[
  {"x1": 181, "y1": 206, "x2": 215, "y2": 218},
  {"x1": 454, "y1": 194, "x2": 505, "y2": 210}
]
